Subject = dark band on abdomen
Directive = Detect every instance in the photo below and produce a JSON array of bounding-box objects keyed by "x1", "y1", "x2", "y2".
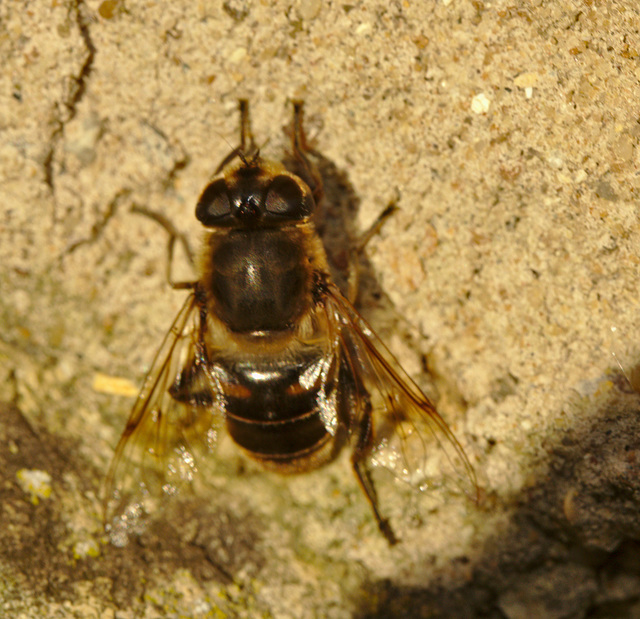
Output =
[
  {"x1": 225, "y1": 407, "x2": 330, "y2": 457},
  {"x1": 222, "y1": 356, "x2": 332, "y2": 459}
]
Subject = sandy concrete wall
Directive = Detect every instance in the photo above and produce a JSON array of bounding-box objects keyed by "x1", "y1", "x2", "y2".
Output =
[{"x1": 2, "y1": 1, "x2": 640, "y2": 616}]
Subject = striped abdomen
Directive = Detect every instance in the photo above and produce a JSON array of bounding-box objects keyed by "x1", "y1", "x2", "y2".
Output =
[{"x1": 219, "y1": 355, "x2": 342, "y2": 471}]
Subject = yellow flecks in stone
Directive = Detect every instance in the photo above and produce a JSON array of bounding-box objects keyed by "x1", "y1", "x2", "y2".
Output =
[
  {"x1": 16, "y1": 469, "x2": 52, "y2": 505},
  {"x1": 73, "y1": 538, "x2": 101, "y2": 560},
  {"x1": 229, "y1": 47, "x2": 247, "y2": 63},
  {"x1": 92, "y1": 372, "x2": 138, "y2": 397},
  {"x1": 513, "y1": 72, "x2": 539, "y2": 88},
  {"x1": 471, "y1": 92, "x2": 491, "y2": 114},
  {"x1": 98, "y1": 0, "x2": 119, "y2": 19}
]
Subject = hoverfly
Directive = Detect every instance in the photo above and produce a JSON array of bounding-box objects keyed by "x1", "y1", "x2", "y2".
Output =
[{"x1": 104, "y1": 101, "x2": 476, "y2": 546}]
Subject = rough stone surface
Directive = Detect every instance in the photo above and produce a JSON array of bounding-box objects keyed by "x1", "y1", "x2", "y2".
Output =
[{"x1": 2, "y1": 0, "x2": 640, "y2": 616}]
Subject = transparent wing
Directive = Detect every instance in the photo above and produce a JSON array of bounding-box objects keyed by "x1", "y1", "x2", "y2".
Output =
[
  {"x1": 103, "y1": 292, "x2": 224, "y2": 546},
  {"x1": 324, "y1": 283, "x2": 478, "y2": 500}
]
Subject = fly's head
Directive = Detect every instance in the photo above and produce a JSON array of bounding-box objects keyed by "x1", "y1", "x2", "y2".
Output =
[{"x1": 195, "y1": 159, "x2": 316, "y2": 229}]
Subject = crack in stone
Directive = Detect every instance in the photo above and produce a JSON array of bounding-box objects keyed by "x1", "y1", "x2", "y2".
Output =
[
  {"x1": 140, "y1": 119, "x2": 192, "y2": 190},
  {"x1": 43, "y1": 0, "x2": 96, "y2": 211},
  {"x1": 57, "y1": 124, "x2": 191, "y2": 266},
  {"x1": 61, "y1": 188, "x2": 132, "y2": 258}
]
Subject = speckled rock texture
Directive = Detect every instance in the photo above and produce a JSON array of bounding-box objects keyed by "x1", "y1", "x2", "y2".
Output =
[{"x1": 2, "y1": 1, "x2": 640, "y2": 617}]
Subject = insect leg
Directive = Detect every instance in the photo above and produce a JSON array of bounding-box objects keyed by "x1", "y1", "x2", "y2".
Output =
[
  {"x1": 212, "y1": 99, "x2": 259, "y2": 174},
  {"x1": 130, "y1": 204, "x2": 197, "y2": 290},
  {"x1": 290, "y1": 100, "x2": 324, "y2": 206},
  {"x1": 214, "y1": 99, "x2": 260, "y2": 173},
  {"x1": 346, "y1": 199, "x2": 399, "y2": 303},
  {"x1": 238, "y1": 99, "x2": 255, "y2": 154},
  {"x1": 351, "y1": 399, "x2": 399, "y2": 545}
]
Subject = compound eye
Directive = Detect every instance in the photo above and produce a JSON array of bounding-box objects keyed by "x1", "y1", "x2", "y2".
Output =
[
  {"x1": 265, "y1": 175, "x2": 314, "y2": 219},
  {"x1": 195, "y1": 179, "x2": 231, "y2": 225}
]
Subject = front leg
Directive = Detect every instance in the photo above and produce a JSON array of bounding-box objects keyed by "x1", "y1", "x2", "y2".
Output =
[{"x1": 130, "y1": 204, "x2": 197, "y2": 290}]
